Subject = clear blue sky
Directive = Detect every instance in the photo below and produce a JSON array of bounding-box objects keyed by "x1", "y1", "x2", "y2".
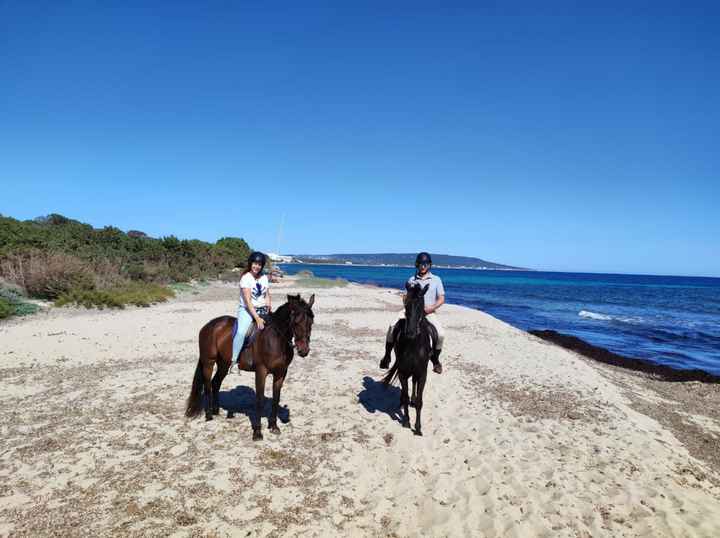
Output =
[{"x1": 1, "y1": 2, "x2": 718, "y2": 276}]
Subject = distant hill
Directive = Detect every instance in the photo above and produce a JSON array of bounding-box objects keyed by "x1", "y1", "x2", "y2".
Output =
[{"x1": 289, "y1": 253, "x2": 526, "y2": 270}]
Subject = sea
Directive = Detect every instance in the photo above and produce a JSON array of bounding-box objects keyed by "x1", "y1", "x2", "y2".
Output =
[{"x1": 280, "y1": 264, "x2": 720, "y2": 376}]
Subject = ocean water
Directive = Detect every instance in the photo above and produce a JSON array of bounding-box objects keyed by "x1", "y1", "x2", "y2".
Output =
[{"x1": 280, "y1": 264, "x2": 720, "y2": 376}]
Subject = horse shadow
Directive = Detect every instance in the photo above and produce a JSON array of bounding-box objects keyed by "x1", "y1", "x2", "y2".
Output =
[
  {"x1": 218, "y1": 384, "x2": 290, "y2": 428},
  {"x1": 357, "y1": 375, "x2": 403, "y2": 424}
]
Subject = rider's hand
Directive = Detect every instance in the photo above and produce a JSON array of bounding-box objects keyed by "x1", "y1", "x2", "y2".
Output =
[
  {"x1": 256, "y1": 318, "x2": 265, "y2": 331},
  {"x1": 424, "y1": 306, "x2": 434, "y2": 315}
]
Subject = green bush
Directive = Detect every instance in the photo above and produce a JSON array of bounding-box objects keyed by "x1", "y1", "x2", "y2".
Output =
[
  {"x1": 295, "y1": 277, "x2": 348, "y2": 288},
  {"x1": 0, "y1": 297, "x2": 12, "y2": 319},
  {"x1": 0, "y1": 213, "x2": 254, "y2": 297},
  {"x1": 55, "y1": 282, "x2": 175, "y2": 309},
  {"x1": 0, "y1": 287, "x2": 40, "y2": 318}
]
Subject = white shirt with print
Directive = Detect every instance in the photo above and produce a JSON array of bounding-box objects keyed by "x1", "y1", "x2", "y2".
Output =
[{"x1": 239, "y1": 273, "x2": 269, "y2": 309}]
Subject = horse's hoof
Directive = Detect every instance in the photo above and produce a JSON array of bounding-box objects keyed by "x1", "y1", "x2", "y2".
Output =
[
  {"x1": 252, "y1": 431, "x2": 263, "y2": 441},
  {"x1": 212, "y1": 408, "x2": 220, "y2": 415},
  {"x1": 205, "y1": 415, "x2": 213, "y2": 422},
  {"x1": 414, "y1": 429, "x2": 423, "y2": 436},
  {"x1": 269, "y1": 426, "x2": 280, "y2": 435},
  {"x1": 227, "y1": 411, "x2": 235, "y2": 419},
  {"x1": 402, "y1": 421, "x2": 411, "y2": 429}
]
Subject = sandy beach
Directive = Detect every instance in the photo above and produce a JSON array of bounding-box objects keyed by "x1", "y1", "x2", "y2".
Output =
[{"x1": 1, "y1": 277, "x2": 719, "y2": 537}]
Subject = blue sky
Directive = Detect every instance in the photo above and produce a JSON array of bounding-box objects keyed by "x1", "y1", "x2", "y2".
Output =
[{"x1": 1, "y1": 2, "x2": 718, "y2": 276}]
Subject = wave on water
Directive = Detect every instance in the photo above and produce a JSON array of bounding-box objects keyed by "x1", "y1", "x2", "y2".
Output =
[
  {"x1": 579, "y1": 310, "x2": 612, "y2": 321},
  {"x1": 578, "y1": 310, "x2": 645, "y2": 324}
]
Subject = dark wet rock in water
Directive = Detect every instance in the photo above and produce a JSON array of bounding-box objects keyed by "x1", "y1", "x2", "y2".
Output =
[{"x1": 529, "y1": 330, "x2": 720, "y2": 384}]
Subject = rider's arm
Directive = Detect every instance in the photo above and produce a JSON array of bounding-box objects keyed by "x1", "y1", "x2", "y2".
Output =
[
  {"x1": 426, "y1": 294, "x2": 445, "y2": 314},
  {"x1": 266, "y1": 288, "x2": 272, "y2": 312}
]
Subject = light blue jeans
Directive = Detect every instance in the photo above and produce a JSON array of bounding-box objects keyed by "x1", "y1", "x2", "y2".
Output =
[{"x1": 233, "y1": 307, "x2": 254, "y2": 361}]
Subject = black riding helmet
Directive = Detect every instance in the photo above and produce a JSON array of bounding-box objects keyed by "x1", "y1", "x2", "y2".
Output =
[
  {"x1": 248, "y1": 251, "x2": 267, "y2": 268},
  {"x1": 415, "y1": 252, "x2": 432, "y2": 267}
]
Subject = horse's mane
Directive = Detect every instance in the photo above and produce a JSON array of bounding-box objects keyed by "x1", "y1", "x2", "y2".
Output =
[{"x1": 267, "y1": 295, "x2": 312, "y2": 339}]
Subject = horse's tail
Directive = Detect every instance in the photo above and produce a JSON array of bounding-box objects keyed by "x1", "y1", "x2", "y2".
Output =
[
  {"x1": 382, "y1": 359, "x2": 400, "y2": 387},
  {"x1": 185, "y1": 359, "x2": 205, "y2": 418}
]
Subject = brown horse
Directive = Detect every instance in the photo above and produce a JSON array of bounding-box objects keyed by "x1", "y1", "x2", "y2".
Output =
[{"x1": 185, "y1": 294, "x2": 315, "y2": 440}]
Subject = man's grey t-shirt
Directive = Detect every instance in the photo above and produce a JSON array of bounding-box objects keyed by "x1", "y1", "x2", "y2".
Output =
[{"x1": 406, "y1": 272, "x2": 445, "y2": 308}]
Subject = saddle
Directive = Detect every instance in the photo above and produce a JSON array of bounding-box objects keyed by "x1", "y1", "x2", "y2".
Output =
[{"x1": 232, "y1": 310, "x2": 271, "y2": 357}]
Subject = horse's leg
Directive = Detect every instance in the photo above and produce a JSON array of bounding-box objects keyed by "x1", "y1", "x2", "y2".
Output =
[
  {"x1": 269, "y1": 373, "x2": 286, "y2": 434},
  {"x1": 399, "y1": 374, "x2": 411, "y2": 428},
  {"x1": 253, "y1": 368, "x2": 267, "y2": 441},
  {"x1": 413, "y1": 374, "x2": 427, "y2": 436},
  {"x1": 203, "y1": 360, "x2": 215, "y2": 422},
  {"x1": 211, "y1": 358, "x2": 230, "y2": 416},
  {"x1": 410, "y1": 378, "x2": 417, "y2": 407}
]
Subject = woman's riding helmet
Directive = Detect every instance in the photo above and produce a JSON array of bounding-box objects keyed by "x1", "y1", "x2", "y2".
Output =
[
  {"x1": 415, "y1": 252, "x2": 432, "y2": 267},
  {"x1": 248, "y1": 251, "x2": 267, "y2": 268}
]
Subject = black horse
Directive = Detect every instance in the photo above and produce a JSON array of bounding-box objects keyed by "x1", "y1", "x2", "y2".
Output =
[{"x1": 382, "y1": 282, "x2": 436, "y2": 436}]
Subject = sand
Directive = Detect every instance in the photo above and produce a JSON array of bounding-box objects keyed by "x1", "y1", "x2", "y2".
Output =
[{"x1": 1, "y1": 277, "x2": 719, "y2": 537}]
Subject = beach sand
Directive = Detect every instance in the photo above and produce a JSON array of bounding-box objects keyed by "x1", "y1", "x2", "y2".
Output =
[{"x1": 1, "y1": 277, "x2": 719, "y2": 537}]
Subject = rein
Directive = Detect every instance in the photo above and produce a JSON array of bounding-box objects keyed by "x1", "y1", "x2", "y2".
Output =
[{"x1": 267, "y1": 306, "x2": 297, "y2": 346}]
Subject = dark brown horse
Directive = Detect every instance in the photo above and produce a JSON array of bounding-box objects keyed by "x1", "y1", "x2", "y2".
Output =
[
  {"x1": 382, "y1": 283, "x2": 435, "y2": 436},
  {"x1": 185, "y1": 294, "x2": 315, "y2": 440}
]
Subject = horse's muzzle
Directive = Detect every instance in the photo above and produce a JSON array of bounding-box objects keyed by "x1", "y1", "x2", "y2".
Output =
[{"x1": 296, "y1": 340, "x2": 310, "y2": 357}]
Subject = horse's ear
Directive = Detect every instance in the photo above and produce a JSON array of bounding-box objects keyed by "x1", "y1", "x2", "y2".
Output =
[
  {"x1": 307, "y1": 294, "x2": 315, "y2": 308},
  {"x1": 287, "y1": 294, "x2": 297, "y2": 302},
  {"x1": 422, "y1": 284, "x2": 430, "y2": 295}
]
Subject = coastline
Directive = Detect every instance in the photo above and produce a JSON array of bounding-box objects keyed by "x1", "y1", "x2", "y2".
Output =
[
  {"x1": 282, "y1": 262, "x2": 526, "y2": 271},
  {"x1": 1, "y1": 277, "x2": 719, "y2": 536},
  {"x1": 283, "y1": 264, "x2": 720, "y2": 380}
]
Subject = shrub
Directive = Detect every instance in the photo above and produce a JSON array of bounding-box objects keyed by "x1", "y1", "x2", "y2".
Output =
[
  {"x1": 1, "y1": 251, "x2": 94, "y2": 299},
  {"x1": 0, "y1": 286, "x2": 40, "y2": 318},
  {"x1": 55, "y1": 282, "x2": 175, "y2": 309},
  {"x1": 0, "y1": 214, "x2": 255, "y2": 293},
  {"x1": 0, "y1": 297, "x2": 12, "y2": 319},
  {"x1": 295, "y1": 277, "x2": 348, "y2": 288}
]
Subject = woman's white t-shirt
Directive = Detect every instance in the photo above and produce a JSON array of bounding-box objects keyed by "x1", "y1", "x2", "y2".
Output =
[{"x1": 239, "y1": 273, "x2": 269, "y2": 309}]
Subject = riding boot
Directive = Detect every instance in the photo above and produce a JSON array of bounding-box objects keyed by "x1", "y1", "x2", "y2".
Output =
[
  {"x1": 430, "y1": 349, "x2": 443, "y2": 374},
  {"x1": 379, "y1": 342, "x2": 393, "y2": 369}
]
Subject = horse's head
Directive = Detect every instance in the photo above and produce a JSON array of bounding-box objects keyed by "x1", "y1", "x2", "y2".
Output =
[
  {"x1": 287, "y1": 293, "x2": 315, "y2": 357},
  {"x1": 404, "y1": 282, "x2": 428, "y2": 339}
]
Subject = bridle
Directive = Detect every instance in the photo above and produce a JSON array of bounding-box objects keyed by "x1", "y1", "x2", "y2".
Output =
[{"x1": 270, "y1": 304, "x2": 310, "y2": 348}]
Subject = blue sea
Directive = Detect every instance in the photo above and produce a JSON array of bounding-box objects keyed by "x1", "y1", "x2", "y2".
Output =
[{"x1": 280, "y1": 264, "x2": 720, "y2": 376}]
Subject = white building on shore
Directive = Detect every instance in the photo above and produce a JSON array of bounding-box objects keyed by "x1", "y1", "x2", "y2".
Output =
[{"x1": 267, "y1": 252, "x2": 294, "y2": 263}]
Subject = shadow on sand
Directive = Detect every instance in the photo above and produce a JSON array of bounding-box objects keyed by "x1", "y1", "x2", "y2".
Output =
[
  {"x1": 358, "y1": 375, "x2": 403, "y2": 424},
  {"x1": 218, "y1": 384, "x2": 290, "y2": 429}
]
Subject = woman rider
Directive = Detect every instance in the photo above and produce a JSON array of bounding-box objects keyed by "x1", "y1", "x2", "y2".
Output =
[{"x1": 232, "y1": 251, "x2": 272, "y2": 366}]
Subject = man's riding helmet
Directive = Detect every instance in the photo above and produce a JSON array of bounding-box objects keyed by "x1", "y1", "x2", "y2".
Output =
[
  {"x1": 248, "y1": 251, "x2": 267, "y2": 268},
  {"x1": 415, "y1": 252, "x2": 432, "y2": 267}
]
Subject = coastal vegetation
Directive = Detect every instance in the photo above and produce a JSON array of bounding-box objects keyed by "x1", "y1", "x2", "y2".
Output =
[
  {"x1": 0, "y1": 213, "x2": 251, "y2": 314},
  {"x1": 294, "y1": 270, "x2": 348, "y2": 288},
  {"x1": 0, "y1": 282, "x2": 40, "y2": 319}
]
